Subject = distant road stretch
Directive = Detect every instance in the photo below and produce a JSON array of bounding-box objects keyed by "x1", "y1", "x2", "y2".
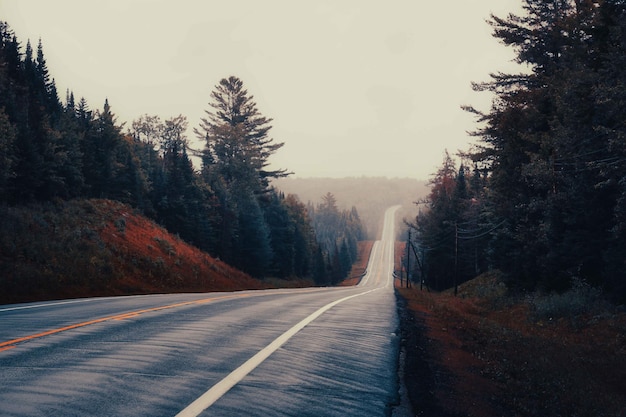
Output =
[{"x1": 0, "y1": 206, "x2": 402, "y2": 417}]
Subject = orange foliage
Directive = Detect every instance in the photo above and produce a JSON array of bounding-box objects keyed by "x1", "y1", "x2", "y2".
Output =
[{"x1": 97, "y1": 200, "x2": 266, "y2": 295}]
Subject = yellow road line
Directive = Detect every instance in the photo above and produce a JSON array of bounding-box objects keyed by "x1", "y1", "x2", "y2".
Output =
[
  {"x1": 0, "y1": 287, "x2": 334, "y2": 352},
  {"x1": 0, "y1": 294, "x2": 246, "y2": 351}
]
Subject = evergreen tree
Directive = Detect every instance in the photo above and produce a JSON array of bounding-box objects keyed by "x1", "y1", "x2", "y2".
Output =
[
  {"x1": 195, "y1": 76, "x2": 289, "y2": 276},
  {"x1": 262, "y1": 191, "x2": 295, "y2": 278},
  {"x1": 0, "y1": 23, "x2": 18, "y2": 200},
  {"x1": 284, "y1": 193, "x2": 317, "y2": 278},
  {"x1": 235, "y1": 191, "x2": 273, "y2": 277},
  {"x1": 76, "y1": 97, "x2": 92, "y2": 128},
  {"x1": 55, "y1": 103, "x2": 85, "y2": 198},
  {"x1": 313, "y1": 246, "x2": 328, "y2": 286},
  {"x1": 464, "y1": 0, "x2": 626, "y2": 298},
  {"x1": 35, "y1": 38, "x2": 59, "y2": 115},
  {"x1": 329, "y1": 244, "x2": 344, "y2": 285},
  {"x1": 195, "y1": 76, "x2": 289, "y2": 192},
  {"x1": 82, "y1": 99, "x2": 123, "y2": 198},
  {"x1": 3, "y1": 32, "x2": 72, "y2": 202},
  {"x1": 338, "y1": 239, "x2": 353, "y2": 280},
  {"x1": 0, "y1": 108, "x2": 16, "y2": 199}
]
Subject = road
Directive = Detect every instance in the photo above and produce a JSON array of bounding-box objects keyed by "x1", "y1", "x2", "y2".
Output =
[{"x1": 0, "y1": 206, "x2": 402, "y2": 416}]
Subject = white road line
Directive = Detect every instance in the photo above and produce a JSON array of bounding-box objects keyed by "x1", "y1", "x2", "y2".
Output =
[
  {"x1": 0, "y1": 298, "x2": 106, "y2": 312},
  {"x1": 175, "y1": 288, "x2": 379, "y2": 417},
  {"x1": 358, "y1": 241, "x2": 381, "y2": 287}
]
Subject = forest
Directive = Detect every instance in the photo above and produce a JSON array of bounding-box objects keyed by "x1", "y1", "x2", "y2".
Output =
[
  {"x1": 0, "y1": 21, "x2": 363, "y2": 288},
  {"x1": 409, "y1": 0, "x2": 626, "y2": 303},
  {"x1": 273, "y1": 176, "x2": 429, "y2": 239}
]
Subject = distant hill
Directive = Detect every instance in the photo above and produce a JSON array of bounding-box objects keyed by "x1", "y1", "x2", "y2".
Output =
[
  {"x1": 0, "y1": 199, "x2": 267, "y2": 305},
  {"x1": 272, "y1": 177, "x2": 429, "y2": 239}
]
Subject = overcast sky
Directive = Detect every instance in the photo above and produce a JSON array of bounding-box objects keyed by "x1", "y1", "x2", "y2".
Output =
[{"x1": 0, "y1": 1, "x2": 524, "y2": 179}]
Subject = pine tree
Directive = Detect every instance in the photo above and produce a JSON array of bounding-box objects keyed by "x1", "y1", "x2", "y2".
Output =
[
  {"x1": 5, "y1": 33, "x2": 72, "y2": 202},
  {"x1": 313, "y1": 246, "x2": 328, "y2": 286},
  {"x1": 261, "y1": 191, "x2": 295, "y2": 278},
  {"x1": 235, "y1": 191, "x2": 273, "y2": 277},
  {"x1": 0, "y1": 23, "x2": 18, "y2": 200},
  {"x1": 76, "y1": 97, "x2": 92, "y2": 127},
  {"x1": 83, "y1": 99, "x2": 124, "y2": 198},
  {"x1": 195, "y1": 76, "x2": 289, "y2": 275},
  {"x1": 195, "y1": 76, "x2": 289, "y2": 192},
  {"x1": 35, "y1": 38, "x2": 59, "y2": 114},
  {"x1": 0, "y1": 108, "x2": 16, "y2": 199},
  {"x1": 284, "y1": 193, "x2": 317, "y2": 278},
  {"x1": 55, "y1": 106, "x2": 85, "y2": 198}
]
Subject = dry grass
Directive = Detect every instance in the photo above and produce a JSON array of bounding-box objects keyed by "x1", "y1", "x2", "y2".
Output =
[
  {"x1": 99, "y1": 199, "x2": 265, "y2": 294},
  {"x1": 0, "y1": 199, "x2": 267, "y2": 304},
  {"x1": 396, "y1": 272, "x2": 626, "y2": 417}
]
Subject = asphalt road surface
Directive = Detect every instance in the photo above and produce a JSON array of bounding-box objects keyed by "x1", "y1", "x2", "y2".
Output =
[{"x1": 0, "y1": 206, "x2": 402, "y2": 416}]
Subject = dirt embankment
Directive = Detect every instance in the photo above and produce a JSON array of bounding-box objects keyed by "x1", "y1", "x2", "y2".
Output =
[{"x1": 396, "y1": 273, "x2": 626, "y2": 417}]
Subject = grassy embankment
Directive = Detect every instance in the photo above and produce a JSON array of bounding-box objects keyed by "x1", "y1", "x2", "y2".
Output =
[{"x1": 396, "y1": 262, "x2": 626, "y2": 416}]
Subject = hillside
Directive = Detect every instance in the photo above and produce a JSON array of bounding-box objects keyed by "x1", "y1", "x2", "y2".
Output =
[
  {"x1": 0, "y1": 199, "x2": 269, "y2": 305},
  {"x1": 272, "y1": 176, "x2": 429, "y2": 239}
]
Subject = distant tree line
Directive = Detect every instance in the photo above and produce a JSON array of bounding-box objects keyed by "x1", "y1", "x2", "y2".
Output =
[
  {"x1": 273, "y1": 176, "x2": 429, "y2": 240},
  {"x1": 308, "y1": 192, "x2": 365, "y2": 285},
  {"x1": 0, "y1": 22, "x2": 363, "y2": 282},
  {"x1": 409, "y1": 0, "x2": 626, "y2": 302}
]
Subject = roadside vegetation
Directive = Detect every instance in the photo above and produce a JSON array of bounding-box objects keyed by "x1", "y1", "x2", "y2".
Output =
[
  {"x1": 397, "y1": 4, "x2": 626, "y2": 414},
  {"x1": 396, "y1": 273, "x2": 626, "y2": 417}
]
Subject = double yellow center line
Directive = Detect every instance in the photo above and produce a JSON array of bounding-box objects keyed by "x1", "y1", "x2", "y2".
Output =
[{"x1": 0, "y1": 293, "x2": 249, "y2": 352}]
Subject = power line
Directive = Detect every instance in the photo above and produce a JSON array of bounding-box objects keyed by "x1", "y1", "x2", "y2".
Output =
[{"x1": 458, "y1": 220, "x2": 507, "y2": 240}]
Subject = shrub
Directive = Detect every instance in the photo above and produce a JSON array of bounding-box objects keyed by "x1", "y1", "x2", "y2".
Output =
[
  {"x1": 528, "y1": 278, "x2": 608, "y2": 322},
  {"x1": 154, "y1": 236, "x2": 176, "y2": 256},
  {"x1": 114, "y1": 217, "x2": 126, "y2": 234}
]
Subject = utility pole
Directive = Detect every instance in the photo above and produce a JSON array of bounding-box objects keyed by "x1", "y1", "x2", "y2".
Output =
[
  {"x1": 406, "y1": 230, "x2": 425, "y2": 291},
  {"x1": 405, "y1": 229, "x2": 411, "y2": 288},
  {"x1": 454, "y1": 221, "x2": 458, "y2": 296},
  {"x1": 421, "y1": 246, "x2": 426, "y2": 291}
]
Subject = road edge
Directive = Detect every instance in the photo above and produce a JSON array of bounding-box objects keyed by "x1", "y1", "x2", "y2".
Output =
[{"x1": 395, "y1": 291, "x2": 460, "y2": 417}]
